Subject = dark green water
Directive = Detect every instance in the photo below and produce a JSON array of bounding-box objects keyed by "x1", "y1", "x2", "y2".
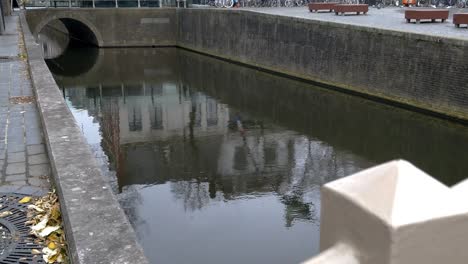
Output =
[{"x1": 43, "y1": 37, "x2": 468, "y2": 264}]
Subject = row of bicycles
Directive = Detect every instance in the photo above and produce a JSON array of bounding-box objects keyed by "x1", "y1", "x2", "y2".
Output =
[
  {"x1": 373, "y1": 0, "x2": 468, "y2": 8},
  {"x1": 205, "y1": 0, "x2": 468, "y2": 9},
  {"x1": 206, "y1": 0, "x2": 314, "y2": 7}
]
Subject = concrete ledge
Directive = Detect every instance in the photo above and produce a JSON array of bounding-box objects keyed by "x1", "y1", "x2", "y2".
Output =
[
  {"x1": 18, "y1": 12, "x2": 149, "y2": 264},
  {"x1": 239, "y1": 9, "x2": 468, "y2": 47},
  {"x1": 305, "y1": 160, "x2": 468, "y2": 264}
]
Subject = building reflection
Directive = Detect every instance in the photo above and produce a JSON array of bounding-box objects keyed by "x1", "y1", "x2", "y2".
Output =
[
  {"x1": 59, "y1": 47, "x2": 468, "y2": 230},
  {"x1": 65, "y1": 77, "x2": 372, "y2": 228}
]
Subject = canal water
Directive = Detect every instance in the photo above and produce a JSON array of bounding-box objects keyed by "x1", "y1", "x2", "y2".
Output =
[{"x1": 41, "y1": 27, "x2": 468, "y2": 264}]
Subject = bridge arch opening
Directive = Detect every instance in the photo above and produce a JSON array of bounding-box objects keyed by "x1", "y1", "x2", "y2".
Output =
[
  {"x1": 37, "y1": 18, "x2": 100, "y2": 77},
  {"x1": 58, "y1": 18, "x2": 99, "y2": 46},
  {"x1": 35, "y1": 16, "x2": 103, "y2": 48}
]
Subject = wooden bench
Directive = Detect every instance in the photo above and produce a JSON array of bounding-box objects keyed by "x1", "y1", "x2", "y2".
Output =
[
  {"x1": 453, "y1": 13, "x2": 468, "y2": 28},
  {"x1": 334, "y1": 4, "x2": 368, "y2": 16},
  {"x1": 308, "y1": 2, "x2": 339, "y2": 12},
  {"x1": 405, "y1": 10, "x2": 449, "y2": 23}
]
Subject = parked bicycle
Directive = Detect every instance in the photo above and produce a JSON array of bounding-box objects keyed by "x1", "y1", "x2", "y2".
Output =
[
  {"x1": 284, "y1": 0, "x2": 305, "y2": 7},
  {"x1": 430, "y1": 0, "x2": 465, "y2": 7},
  {"x1": 375, "y1": 0, "x2": 399, "y2": 8},
  {"x1": 208, "y1": 0, "x2": 233, "y2": 7}
]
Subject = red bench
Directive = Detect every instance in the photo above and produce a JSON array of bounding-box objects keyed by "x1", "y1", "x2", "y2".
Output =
[
  {"x1": 308, "y1": 2, "x2": 339, "y2": 12},
  {"x1": 453, "y1": 13, "x2": 468, "y2": 28},
  {"x1": 334, "y1": 4, "x2": 368, "y2": 15},
  {"x1": 405, "y1": 10, "x2": 449, "y2": 23}
]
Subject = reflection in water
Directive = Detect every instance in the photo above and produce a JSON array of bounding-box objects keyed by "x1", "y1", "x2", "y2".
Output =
[
  {"x1": 38, "y1": 21, "x2": 99, "y2": 76},
  {"x1": 45, "y1": 33, "x2": 468, "y2": 263}
]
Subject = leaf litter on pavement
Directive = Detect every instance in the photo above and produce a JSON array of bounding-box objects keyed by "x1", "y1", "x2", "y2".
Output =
[{"x1": 23, "y1": 191, "x2": 69, "y2": 263}]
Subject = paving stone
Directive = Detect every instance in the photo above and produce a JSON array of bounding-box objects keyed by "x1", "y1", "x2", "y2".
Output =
[
  {"x1": 0, "y1": 15, "x2": 50, "y2": 196},
  {"x1": 28, "y1": 153, "x2": 48, "y2": 165},
  {"x1": 7, "y1": 144, "x2": 25, "y2": 153},
  {"x1": 6, "y1": 162, "x2": 26, "y2": 175},
  {"x1": 0, "y1": 185, "x2": 22, "y2": 194},
  {"x1": 7, "y1": 133, "x2": 24, "y2": 144},
  {"x1": 26, "y1": 134, "x2": 43, "y2": 145},
  {"x1": 28, "y1": 177, "x2": 48, "y2": 188},
  {"x1": 29, "y1": 164, "x2": 50, "y2": 177},
  {"x1": 7, "y1": 151, "x2": 25, "y2": 163},
  {"x1": 8, "y1": 180, "x2": 27, "y2": 186},
  {"x1": 16, "y1": 185, "x2": 48, "y2": 196},
  {"x1": 5, "y1": 174, "x2": 26, "y2": 181},
  {"x1": 27, "y1": 144, "x2": 45, "y2": 155}
]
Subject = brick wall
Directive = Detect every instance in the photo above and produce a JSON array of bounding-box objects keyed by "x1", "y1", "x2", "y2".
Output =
[{"x1": 176, "y1": 9, "x2": 468, "y2": 121}]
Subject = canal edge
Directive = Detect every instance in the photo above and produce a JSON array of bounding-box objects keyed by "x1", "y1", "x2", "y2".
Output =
[{"x1": 18, "y1": 11, "x2": 150, "y2": 264}]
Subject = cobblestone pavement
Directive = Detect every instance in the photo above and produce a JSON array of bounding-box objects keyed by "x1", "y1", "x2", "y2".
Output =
[
  {"x1": 0, "y1": 14, "x2": 50, "y2": 196},
  {"x1": 246, "y1": 7, "x2": 468, "y2": 41}
]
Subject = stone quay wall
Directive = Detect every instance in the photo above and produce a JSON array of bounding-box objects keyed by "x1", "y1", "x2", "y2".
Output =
[
  {"x1": 176, "y1": 9, "x2": 468, "y2": 122},
  {"x1": 25, "y1": 8, "x2": 468, "y2": 121}
]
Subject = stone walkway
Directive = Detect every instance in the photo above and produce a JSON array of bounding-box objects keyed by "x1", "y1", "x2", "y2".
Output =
[
  {"x1": 246, "y1": 7, "x2": 468, "y2": 42},
  {"x1": 0, "y1": 14, "x2": 50, "y2": 196}
]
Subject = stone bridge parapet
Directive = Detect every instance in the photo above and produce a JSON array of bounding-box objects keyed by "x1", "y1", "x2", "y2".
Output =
[{"x1": 26, "y1": 8, "x2": 176, "y2": 47}]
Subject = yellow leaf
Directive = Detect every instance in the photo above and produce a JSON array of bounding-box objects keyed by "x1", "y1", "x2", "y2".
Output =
[
  {"x1": 48, "y1": 233, "x2": 60, "y2": 242},
  {"x1": 31, "y1": 249, "x2": 41, "y2": 254},
  {"x1": 19, "y1": 196, "x2": 32, "y2": 204},
  {"x1": 49, "y1": 254, "x2": 59, "y2": 262},
  {"x1": 50, "y1": 205, "x2": 61, "y2": 221},
  {"x1": 48, "y1": 242, "x2": 56, "y2": 250}
]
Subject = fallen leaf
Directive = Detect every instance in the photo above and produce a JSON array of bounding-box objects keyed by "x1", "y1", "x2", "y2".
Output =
[
  {"x1": 19, "y1": 196, "x2": 32, "y2": 204},
  {"x1": 31, "y1": 249, "x2": 41, "y2": 254},
  {"x1": 28, "y1": 205, "x2": 45, "y2": 212},
  {"x1": 0, "y1": 211, "x2": 13, "y2": 218},
  {"x1": 48, "y1": 233, "x2": 60, "y2": 242},
  {"x1": 42, "y1": 247, "x2": 58, "y2": 263},
  {"x1": 47, "y1": 242, "x2": 56, "y2": 250},
  {"x1": 27, "y1": 190, "x2": 68, "y2": 262},
  {"x1": 50, "y1": 205, "x2": 60, "y2": 221},
  {"x1": 39, "y1": 226, "x2": 60, "y2": 238},
  {"x1": 31, "y1": 216, "x2": 48, "y2": 232}
]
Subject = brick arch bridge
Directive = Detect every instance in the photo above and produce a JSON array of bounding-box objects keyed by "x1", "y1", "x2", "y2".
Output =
[{"x1": 24, "y1": 8, "x2": 177, "y2": 47}]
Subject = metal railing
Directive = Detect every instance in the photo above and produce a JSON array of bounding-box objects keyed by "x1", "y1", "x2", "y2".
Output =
[{"x1": 25, "y1": 0, "x2": 186, "y2": 8}]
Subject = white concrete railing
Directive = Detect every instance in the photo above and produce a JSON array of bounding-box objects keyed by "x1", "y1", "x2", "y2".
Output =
[{"x1": 302, "y1": 160, "x2": 468, "y2": 264}]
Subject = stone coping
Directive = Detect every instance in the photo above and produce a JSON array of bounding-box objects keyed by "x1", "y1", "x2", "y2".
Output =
[
  {"x1": 18, "y1": 12, "x2": 149, "y2": 264},
  {"x1": 238, "y1": 8, "x2": 468, "y2": 47}
]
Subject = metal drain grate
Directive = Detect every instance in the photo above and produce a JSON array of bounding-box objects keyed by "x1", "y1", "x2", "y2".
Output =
[{"x1": 0, "y1": 193, "x2": 44, "y2": 264}]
